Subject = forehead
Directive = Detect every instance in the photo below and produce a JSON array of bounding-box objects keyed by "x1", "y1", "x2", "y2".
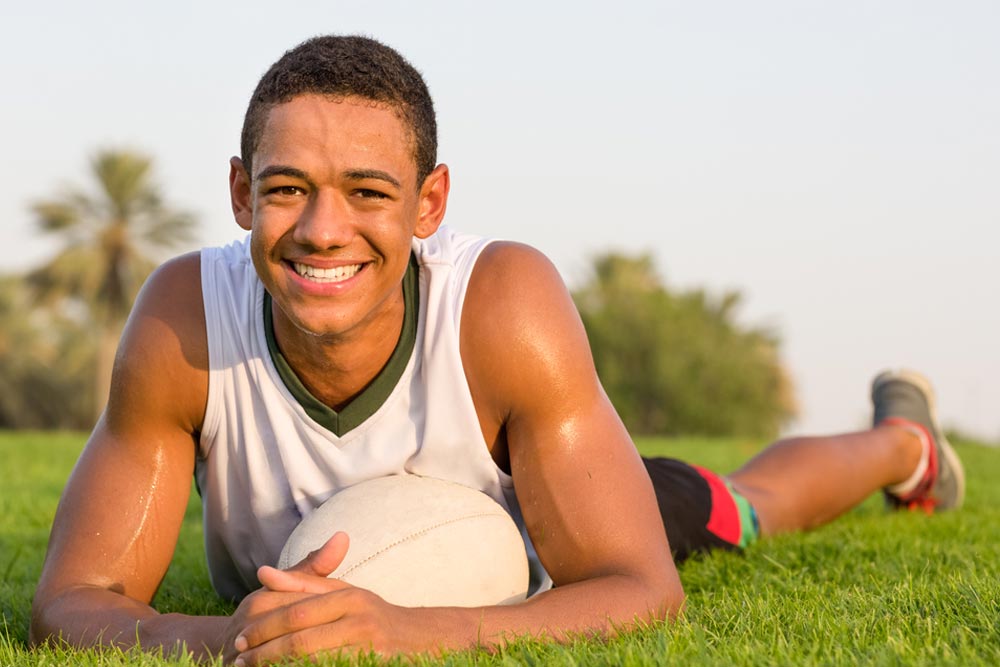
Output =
[{"x1": 253, "y1": 94, "x2": 415, "y2": 178}]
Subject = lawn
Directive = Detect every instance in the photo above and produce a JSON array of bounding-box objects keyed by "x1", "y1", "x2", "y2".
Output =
[{"x1": 2, "y1": 431, "x2": 998, "y2": 666}]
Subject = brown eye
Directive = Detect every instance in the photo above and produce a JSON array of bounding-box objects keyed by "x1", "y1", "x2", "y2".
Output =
[
  {"x1": 271, "y1": 186, "x2": 305, "y2": 196},
  {"x1": 355, "y1": 189, "x2": 389, "y2": 199}
]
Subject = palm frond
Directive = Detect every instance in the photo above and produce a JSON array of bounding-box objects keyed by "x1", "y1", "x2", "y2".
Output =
[
  {"x1": 141, "y1": 210, "x2": 199, "y2": 249},
  {"x1": 32, "y1": 200, "x2": 81, "y2": 233},
  {"x1": 29, "y1": 148, "x2": 199, "y2": 315},
  {"x1": 27, "y1": 245, "x2": 105, "y2": 307},
  {"x1": 91, "y1": 150, "x2": 154, "y2": 220}
]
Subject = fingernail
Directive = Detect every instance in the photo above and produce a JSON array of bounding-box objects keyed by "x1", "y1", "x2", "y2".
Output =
[
  {"x1": 234, "y1": 659, "x2": 245, "y2": 667},
  {"x1": 234, "y1": 635, "x2": 248, "y2": 652}
]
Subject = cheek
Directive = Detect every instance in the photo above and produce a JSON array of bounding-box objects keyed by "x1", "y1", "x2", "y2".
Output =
[
  {"x1": 249, "y1": 210, "x2": 289, "y2": 251},
  {"x1": 248, "y1": 227, "x2": 279, "y2": 280}
]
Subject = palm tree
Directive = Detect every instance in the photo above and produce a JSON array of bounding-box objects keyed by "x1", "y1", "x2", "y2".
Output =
[{"x1": 30, "y1": 149, "x2": 197, "y2": 421}]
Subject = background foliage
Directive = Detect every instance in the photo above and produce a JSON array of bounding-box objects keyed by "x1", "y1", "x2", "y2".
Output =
[
  {"x1": 0, "y1": 275, "x2": 94, "y2": 429},
  {"x1": 573, "y1": 253, "x2": 796, "y2": 436},
  {"x1": 0, "y1": 149, "x2": 195, "y2": 428}
]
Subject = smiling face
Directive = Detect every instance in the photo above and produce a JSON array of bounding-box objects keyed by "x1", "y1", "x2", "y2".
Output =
[{"x1": 229, "y1": 94, "x2": 448, "y2": 348}]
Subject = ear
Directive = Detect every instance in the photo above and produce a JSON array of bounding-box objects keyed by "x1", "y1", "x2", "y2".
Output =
[
  {"x1": 229, "y1": 156, "x2": 253, "y2": 231},
  {"x1": 413, "y1": 163, "x2": 450, "y2": 239}
]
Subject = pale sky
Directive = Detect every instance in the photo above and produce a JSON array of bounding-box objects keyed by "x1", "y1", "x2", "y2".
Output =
[{"x1": 2, "y1": 1, "x2": 998, "y2": 440}]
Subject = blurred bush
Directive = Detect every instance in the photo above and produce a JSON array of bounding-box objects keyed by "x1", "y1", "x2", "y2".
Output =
[{"x1": 573, "y1": 252, "x2": 796, "y2": 437}]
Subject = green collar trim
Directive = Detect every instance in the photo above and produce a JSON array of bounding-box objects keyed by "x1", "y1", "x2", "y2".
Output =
[{"x1": 263, "y1": 253, "x2": 419, "y2": 437}]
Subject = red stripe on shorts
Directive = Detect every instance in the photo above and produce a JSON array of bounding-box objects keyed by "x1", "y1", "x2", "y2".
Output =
[{"x1": 691, "y1": 464, "x2": 740, "y2": 545}]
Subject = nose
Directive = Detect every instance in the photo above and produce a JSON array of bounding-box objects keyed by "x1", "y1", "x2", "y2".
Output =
[{"x1": 291, "y1": 189, "x2": 354, "y2": 250}]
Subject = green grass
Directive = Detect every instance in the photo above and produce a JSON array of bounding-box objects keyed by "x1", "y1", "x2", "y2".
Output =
[{"x1": 2, "y1": 432, "x2": 998, "y2": 665}]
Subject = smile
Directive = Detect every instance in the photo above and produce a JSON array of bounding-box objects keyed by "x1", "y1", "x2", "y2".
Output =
[{"x1": 292, "y1": 262, "x2": 363, "y2": 283}]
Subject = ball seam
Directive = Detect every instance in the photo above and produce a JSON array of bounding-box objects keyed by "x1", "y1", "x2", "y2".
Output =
[{"x1": 340, "y1": 512, "x2": 512, "y2": 579}]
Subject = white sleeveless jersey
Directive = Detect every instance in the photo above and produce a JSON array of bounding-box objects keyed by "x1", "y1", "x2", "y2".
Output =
[{"x1": 196, "y1": 226, "x2": 550, "y2": 600}]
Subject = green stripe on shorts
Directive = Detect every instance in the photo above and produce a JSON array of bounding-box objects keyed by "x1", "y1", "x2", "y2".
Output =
[{"x1": 726, "y1": 481, "x2": 760, "y2": 549}]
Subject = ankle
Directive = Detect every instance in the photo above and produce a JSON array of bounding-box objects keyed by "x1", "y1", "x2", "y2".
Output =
[{"x1": 878, "y1": 422, "x2": 928, "y2": 491}]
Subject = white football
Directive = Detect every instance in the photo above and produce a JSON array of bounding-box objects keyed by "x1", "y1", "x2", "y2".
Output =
[{"x1": 277, "y1": 475, "x2": 530, "y2": 608}]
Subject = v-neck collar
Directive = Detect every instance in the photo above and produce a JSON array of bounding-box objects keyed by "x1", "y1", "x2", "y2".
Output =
[{"x1": 263, "y1": 253, "x2": 419, "y2": 437}]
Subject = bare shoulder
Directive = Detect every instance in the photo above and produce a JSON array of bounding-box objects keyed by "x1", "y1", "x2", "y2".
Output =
[
  {"x1": 107, "y1": 251, "x2": 208, "y2": 436},
  {"x1": 463, "y1": 241, "x2": 580, "y2": 338},
  {"x1": 461, "y1": 241, "x2": 597, "y2": 419},
  {"x1": 465, "y1": 240, "x2": 564, "y2": 298},
  {"x1": 129, "y1": 251, "x2": 205, "y2": 327}
]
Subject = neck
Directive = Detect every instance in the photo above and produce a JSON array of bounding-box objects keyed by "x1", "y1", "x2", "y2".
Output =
[{"x1": 269, "y1": 292, "x2": 405, "y2": 412}]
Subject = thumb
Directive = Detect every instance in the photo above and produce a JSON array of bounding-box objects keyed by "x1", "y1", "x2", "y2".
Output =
[
  {"x1": 289, "y1": 530, "x2": 351, "y2": 577},
  {"x1": 257, "y1": 531, "x2": 351, "y2": 594}
]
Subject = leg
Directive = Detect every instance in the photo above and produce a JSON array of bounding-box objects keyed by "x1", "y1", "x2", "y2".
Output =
[
  {"x1": 645, "y1": 371, "x2": 963, "y2": 559},
  {"x1": 729, "y1": 369, "x2": 965, "y2": 536},
  {"x1": 727, "y1": 425, "x2": 922, "y2": 536}
]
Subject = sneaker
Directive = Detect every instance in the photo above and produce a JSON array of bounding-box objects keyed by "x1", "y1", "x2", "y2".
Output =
[{"x1": 871, "y1": 369, "x2": 965, "y2": 512}]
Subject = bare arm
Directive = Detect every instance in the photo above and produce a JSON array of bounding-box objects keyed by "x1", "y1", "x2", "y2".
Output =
[
  {"x1": 231, "y1": 243, "x2": 684, "y2": 663},
  {"x1": 456, "y1": 241, "x2": 684, "y2": 638},
  {"x1": 29, "y1": 253, "x2": 230, "y2": 658}
]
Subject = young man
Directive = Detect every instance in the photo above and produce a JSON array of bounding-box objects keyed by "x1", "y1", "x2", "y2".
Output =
[{"x1": 30, "y1": 35, "x2": 963, "y2": 665}]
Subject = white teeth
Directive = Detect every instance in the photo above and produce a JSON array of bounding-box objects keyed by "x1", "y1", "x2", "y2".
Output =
[{"x1": 293, "y1": 262, "x2": 362, "y2": 283}]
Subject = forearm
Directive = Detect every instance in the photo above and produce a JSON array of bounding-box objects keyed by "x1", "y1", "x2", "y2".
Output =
[
  {"x1": 409, "y1": 571, "x2": 683, "y2": 653},
  {"x1": 30, "y1": 585, "x2": 229, "y2": 660}
]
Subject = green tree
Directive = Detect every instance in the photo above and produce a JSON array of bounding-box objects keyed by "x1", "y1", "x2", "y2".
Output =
[
  {"x1": 573, "y1": 253, "x2": 796, "y2": 437},
  {"x1": 0, "y1": 274, "x2": 94, "y2": 429},
  {"x1": 29, "y1": 150, "x2": 197, "y2": 421}
]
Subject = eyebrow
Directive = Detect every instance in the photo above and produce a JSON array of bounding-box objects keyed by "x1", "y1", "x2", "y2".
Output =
[
  {"x1": 253, "y1": 165, "x2": 402, "y2": 190},
  {"x1": 254, "y1": 165, "x2": 311, "y2": 184},
  {"x1": 344, "y1": 169, "x2": 401, "y2": 189}
]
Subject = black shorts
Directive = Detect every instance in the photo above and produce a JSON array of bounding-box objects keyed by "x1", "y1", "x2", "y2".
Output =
[{"x1": 642, "y1": 457, "x2": 759, "y2": 562}]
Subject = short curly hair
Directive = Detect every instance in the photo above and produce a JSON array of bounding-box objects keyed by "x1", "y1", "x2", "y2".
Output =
[{"x1": 240, "y1": 35, "x2": 437, "y2": 187}]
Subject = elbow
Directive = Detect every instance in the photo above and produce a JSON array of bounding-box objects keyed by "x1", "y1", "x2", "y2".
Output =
[
  {"x1": 647, "y1": 567, "x2": 686, "y2": 623},
  {"x1": 28, "y1": 584, "x2": 80, "y2": 649},
  {"x1": 662, "y1": 579, "x2": 686, "y2": 621},
  {"x1": 28, "y1": 599, "x2": 51, "y2": 649},
  {"x1": 27, "y1": 628, "x2": 47, "y2": 650},
  {"x1": 28, "y1": 585, "x2": 63, "y2": 649}
]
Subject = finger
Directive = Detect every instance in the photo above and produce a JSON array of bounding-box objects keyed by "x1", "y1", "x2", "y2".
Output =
[
  {"x1": 234, "y1": 588, "x2": 315, "y2": 622},
  {"x1": 290, "y1": 531, "x2": 350, "y2": 577},
  {"x1": 235, "y1": 588, "x2": 358, "y2": 653},
  {"x1": 258, "y1": 565, "x2": 353, "y2": 595},
  {"x1": 235, "y1": 622, "x2": 367, "y2": 667}
]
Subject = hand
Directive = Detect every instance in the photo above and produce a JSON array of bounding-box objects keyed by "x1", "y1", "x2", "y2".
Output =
[
  {"x1": 221, "y1": 531, "x2": 350, "y2": 664},
  {"x1": 227, "y1": 532, "x2": 431, "y2": 665}
]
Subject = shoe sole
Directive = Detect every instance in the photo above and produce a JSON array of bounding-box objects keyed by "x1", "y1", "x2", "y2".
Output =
[{"x1": 872, "y1": 368, "x2": 966, "y2": 509}]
